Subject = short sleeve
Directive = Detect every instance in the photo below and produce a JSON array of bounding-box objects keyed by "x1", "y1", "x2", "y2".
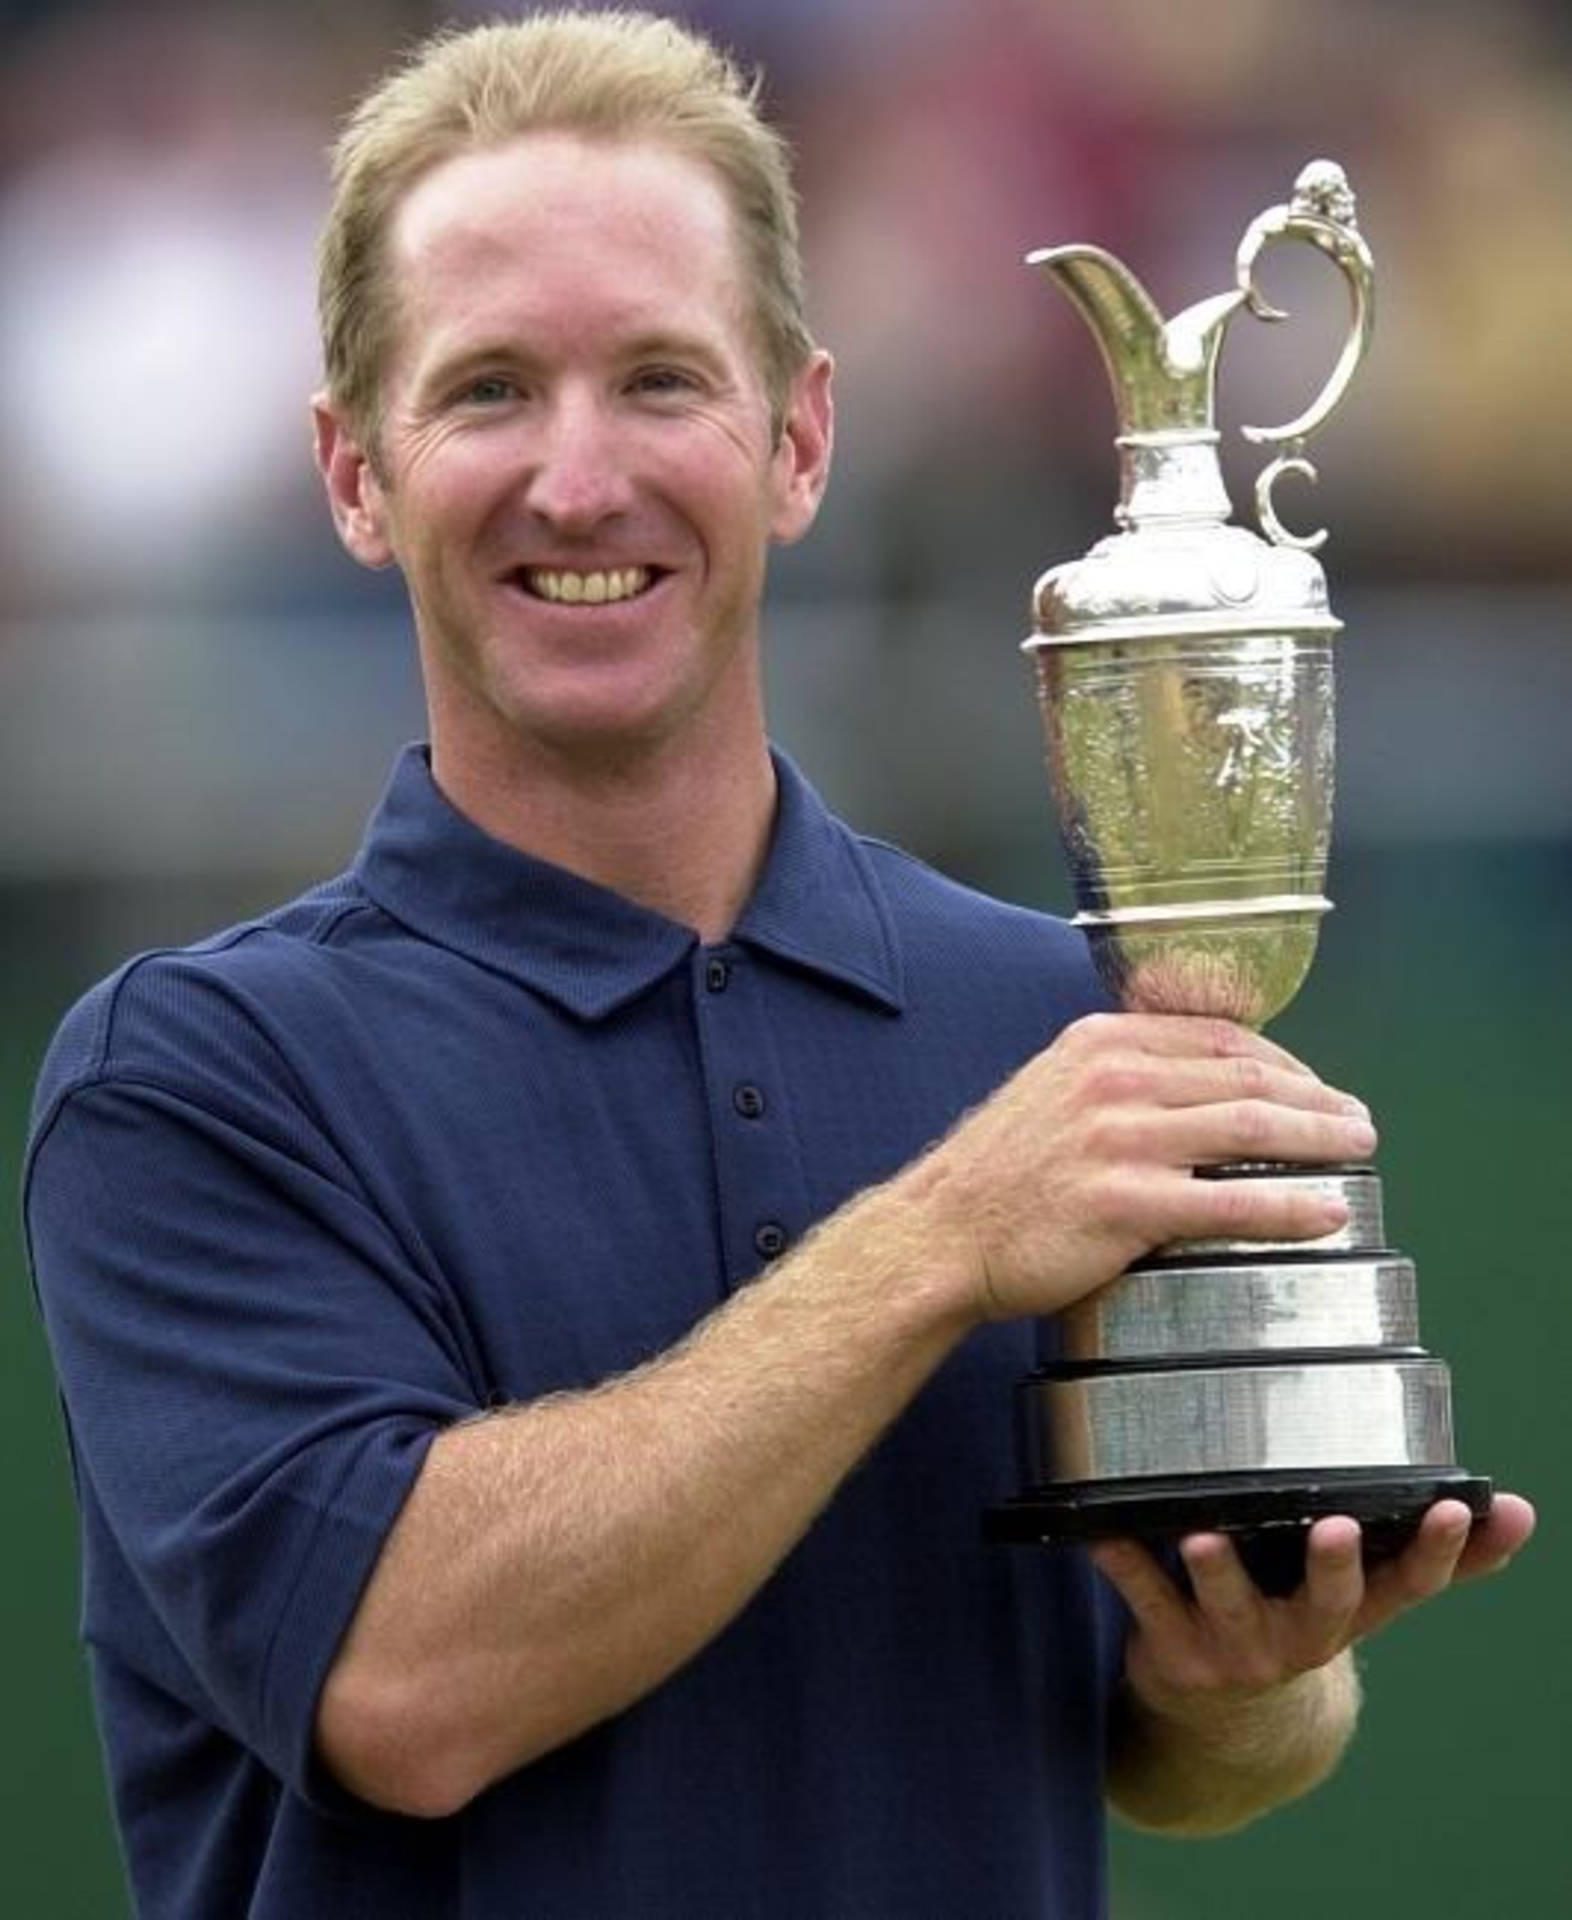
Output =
[{"x1": 24, "y1": 1062, "x2": 482, "y2": 1802}]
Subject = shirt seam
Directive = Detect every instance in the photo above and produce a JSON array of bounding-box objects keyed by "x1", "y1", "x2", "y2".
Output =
[
  {"x1": 24, "y1": 1067, "x2": 381, "y2": 1273},
  {"x1": 35, "y1": 890, "x2": 375, "y2": 1112}
]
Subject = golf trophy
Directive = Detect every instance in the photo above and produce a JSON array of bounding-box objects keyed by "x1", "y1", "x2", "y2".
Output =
[{"x1": 986, "y1": 162, "x2": 1492, "y2": 1588}]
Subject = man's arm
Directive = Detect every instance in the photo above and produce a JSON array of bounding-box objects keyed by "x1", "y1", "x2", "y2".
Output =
[
  {"x1": 316, "y1": 1169, "x2": 975, "y2": 1816},
  {"x1": 1108, "y1": 1653, "x2": 1362, "y2": 1836},
  {"x1": 316, "y1": 1011, "x2": 1375, "y2": 1815},
  {"x1": 1098, "y1": 1497, "x2": 1535, "y2": 1834}
]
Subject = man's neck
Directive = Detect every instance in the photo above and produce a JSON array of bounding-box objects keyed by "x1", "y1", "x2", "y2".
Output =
[{"x1": 429, "y1": 726, "x2": 778, "y2": 944}]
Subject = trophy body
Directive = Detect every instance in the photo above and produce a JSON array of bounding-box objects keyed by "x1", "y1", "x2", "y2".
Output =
[{"x1": 987, "y1": 164, "x2": 1491, "y2": 1582}]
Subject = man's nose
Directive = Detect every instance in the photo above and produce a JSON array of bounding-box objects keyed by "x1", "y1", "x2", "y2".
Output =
[{"x1": 522, "y1": 391, "x2": 633, "y2": 532}]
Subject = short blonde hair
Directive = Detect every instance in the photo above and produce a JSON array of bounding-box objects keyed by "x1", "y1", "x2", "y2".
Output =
[{"x1": 318, "y1": 9, "x2": 814, "y2": 444}]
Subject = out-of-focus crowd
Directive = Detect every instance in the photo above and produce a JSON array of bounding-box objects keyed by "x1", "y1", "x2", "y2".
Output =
[{"x1": 1, "y1": 0, "x2": 1568, "y2": 878}]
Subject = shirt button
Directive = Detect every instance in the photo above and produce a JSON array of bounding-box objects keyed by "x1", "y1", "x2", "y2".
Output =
[
  {"x1": 733, "y1": 1083, "x2": 766, "y2": 1120},
  {"x1": 754, "y1": 1221, "x2": 788, "y2": 1260},
  {"x1": 705, "y1": 958, "x2": 731, "y2": 993}
]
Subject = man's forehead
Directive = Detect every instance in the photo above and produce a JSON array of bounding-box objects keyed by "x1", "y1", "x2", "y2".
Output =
[
  {"x1": 382, "y1": 132, "x2": 755, "y2": 376},
  {"x1": 389, "y1": 132, "x2": 737, "y2": 278}
]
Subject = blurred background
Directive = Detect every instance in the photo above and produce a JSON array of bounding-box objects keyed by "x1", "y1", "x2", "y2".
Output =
[{"x1": 2, "y1": 0, "x2": 1566, "y2": 1912}]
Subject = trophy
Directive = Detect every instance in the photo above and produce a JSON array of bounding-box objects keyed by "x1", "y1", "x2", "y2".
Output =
[{"x1": 986, "y1": 162, "x2": 1492, "y2": 1588}]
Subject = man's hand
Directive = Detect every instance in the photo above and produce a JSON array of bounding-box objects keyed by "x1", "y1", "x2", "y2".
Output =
[
  {"x1": 1098, "y1": 1495, "x2": 1535, "y2": 1700},
  {"x1": 1095, "y1": 1494, "x2": 1537, "y2": 1832},
  {"x1": 902, "y1": 1010, "x2": 1377, "y2": 1327}
]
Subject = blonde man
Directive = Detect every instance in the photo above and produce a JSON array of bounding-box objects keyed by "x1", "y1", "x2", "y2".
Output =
[{"x1": 26, "y1": 13, "x2": 1530, "y2": 1918}]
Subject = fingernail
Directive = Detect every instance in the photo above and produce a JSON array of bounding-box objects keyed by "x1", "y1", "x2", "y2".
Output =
[{"x1": 1313, "y1": 1516, "x2": 1361, "y2": 1557}]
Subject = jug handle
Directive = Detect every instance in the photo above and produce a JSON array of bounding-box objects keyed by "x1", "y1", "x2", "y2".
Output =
[{"x1": 1234, "y1": 160, "x2": 1375, "y2": 550}]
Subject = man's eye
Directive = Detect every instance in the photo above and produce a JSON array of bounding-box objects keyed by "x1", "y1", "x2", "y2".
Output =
[
  {"x1": 461, "y1": 375, "x2": 518, "y2": 405},
  {"x1": 630, "y1": 366, "x2": 699, "y2": 397}
]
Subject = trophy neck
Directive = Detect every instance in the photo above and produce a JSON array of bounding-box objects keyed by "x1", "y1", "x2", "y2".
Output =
[{"x1": 1116, "y1": 431, "x2": 1233, "y2": 531}]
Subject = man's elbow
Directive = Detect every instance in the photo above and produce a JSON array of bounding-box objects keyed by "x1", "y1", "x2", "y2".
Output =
[{"x1": 314, "y1": 1658, "x2": 500, "y2": 1820}]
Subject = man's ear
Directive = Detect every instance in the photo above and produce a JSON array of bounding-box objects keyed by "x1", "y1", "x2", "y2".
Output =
[
  {"x1": 312, "y1": 393, "x2": 395, "y2": 569},
  {"x1": 769, "y1": 349, "x2": 834, "y2": 547}
]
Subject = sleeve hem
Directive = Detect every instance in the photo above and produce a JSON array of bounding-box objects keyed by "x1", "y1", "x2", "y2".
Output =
[{"x1": 260, "y1": 1419, "x2": 441, "y2": 1818}]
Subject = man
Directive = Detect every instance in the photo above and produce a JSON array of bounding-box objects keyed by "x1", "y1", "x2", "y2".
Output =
[{"x1": 24, "y1": 12, "x2": 1531, "y2": 1918}]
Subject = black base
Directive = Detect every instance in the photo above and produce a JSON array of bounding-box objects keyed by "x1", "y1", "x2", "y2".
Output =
[{"x1": 985, "y1": 1469, "x2": 1494, "y2": 1596}]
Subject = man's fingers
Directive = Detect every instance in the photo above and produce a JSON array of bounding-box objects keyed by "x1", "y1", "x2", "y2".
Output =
[
  {"x1": 1357, "y1": 1500, "x2": 1473, "y2": 1635},
  {"x1": 1057, "y1": 1015, "x2": 1374, "y2": 1165},
  {"x1": 1178, "y1": 1531, "x2": 1266, "y2": 1638},
  {"x1": 1175, "y1": 1101, "x2": 1377, "y2": 1170},
  {"x1": 1453, "y1": 1492, "x2": 1536, "y2": 1578},
  {"x1": 1101, "y1": 1499, "x2": 1534, "y2": 1711},
  {"x1": 1124, "y1": 1054, "x2": 1372, "y2": 1120},
  {"x1": 1154, "y1": 1167, "x2": 1352, "y2": 1245},
  {"x1": 1069, "y1": 1012, "x2": 1323, "y2": 1077},
  {"x1": 1295, "y1": 1517, "x2": 1365, "y2": 1657},
  {"x1": 1089, "y1": 1538, "x2": 1199, "y2": 1647}
]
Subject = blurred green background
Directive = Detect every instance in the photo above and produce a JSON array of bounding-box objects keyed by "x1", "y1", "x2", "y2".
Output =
[{"x1": 3, "y1": 0, "x2": 1568, "y2": 1913}]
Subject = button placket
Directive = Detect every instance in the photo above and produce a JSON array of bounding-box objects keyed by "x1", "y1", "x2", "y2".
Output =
[{"x1": 692, "y1": 948, "x2": 807, "y2": 1288}]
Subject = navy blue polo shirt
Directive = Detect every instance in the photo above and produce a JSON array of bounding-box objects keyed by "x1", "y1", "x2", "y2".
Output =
[{"x1": 26, "y1": 745, "x2": 1125, "y2": 1920}]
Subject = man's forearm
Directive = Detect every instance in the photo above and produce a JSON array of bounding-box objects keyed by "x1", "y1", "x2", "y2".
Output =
[
  {"x1": 1105, "y1": 1649, "x2": 1361, "y2": 1835},
  {"x1": 316, "y1": 1172, "x2": 978, "y2": 1817}
]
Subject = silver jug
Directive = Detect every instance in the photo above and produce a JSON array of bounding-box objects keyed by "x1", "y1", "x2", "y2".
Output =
[{"x1": 988, "y1": 163, "x2": 1491, "y2": 1585}]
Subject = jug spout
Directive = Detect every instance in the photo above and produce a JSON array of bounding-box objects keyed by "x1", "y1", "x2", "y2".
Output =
[
  {"x1": 1030, "y1": 162, "x2": 1376, "y2": 541},
  {"x1": 1031, "y1": 244, "x2": 1245, "y2": 528},
  {"x1": 1029, "y1": 244, "x2": 1247, "y2": 440}
]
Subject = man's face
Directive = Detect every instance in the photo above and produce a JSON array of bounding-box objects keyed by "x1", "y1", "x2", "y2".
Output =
[{"x1": 317, "y1": 132, "x2": 831, "y2": 776}]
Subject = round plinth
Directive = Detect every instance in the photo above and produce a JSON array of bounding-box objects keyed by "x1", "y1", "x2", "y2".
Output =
[
  {"x1": 1018, "y1": 1354, "x2": 1456, "y2": 1486},
  {"x1": 984, "y1": 1469, "x2": 1495, "y2": 1595},
  {"x1": 990, "y1": 1158, "x2": 1491, "y2": 1589},
  {"x1": 1057, "y1": 1254, "x2": 1417, "y2": 1361}
]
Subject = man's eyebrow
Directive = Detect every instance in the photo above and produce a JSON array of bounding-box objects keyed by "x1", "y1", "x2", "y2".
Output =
[
  {"x1": 408, "y1": 325, "x2": 737, "y2": 402},
  {"x1": 618, "y1": 329, "x2": 729, "y2": 369},
  {"x1": 414, "y1": 340, "x2": 540, "y2": 393}
]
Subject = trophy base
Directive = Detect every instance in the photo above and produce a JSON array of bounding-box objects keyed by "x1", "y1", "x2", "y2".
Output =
[{"x1": 985, "y1": 1468, "x2": 1494, "y2": 1596}]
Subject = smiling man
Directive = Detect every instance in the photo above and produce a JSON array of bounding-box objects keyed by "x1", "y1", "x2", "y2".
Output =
[
  {"x1": 24, "y1": 13, "x2": 1531, "y2": 1920},
  {"x1": 316, "y1": 123, "x2": 829, "y2": 935}
]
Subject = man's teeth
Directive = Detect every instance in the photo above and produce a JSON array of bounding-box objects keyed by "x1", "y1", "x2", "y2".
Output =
[{"x1": 525, "y1": 566, "x2": 652, "y2": 604}]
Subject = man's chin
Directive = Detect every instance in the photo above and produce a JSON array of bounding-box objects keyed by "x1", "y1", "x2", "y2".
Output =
[{"x1": 442, "y1": 693, "x2": 715, "y2": 782}]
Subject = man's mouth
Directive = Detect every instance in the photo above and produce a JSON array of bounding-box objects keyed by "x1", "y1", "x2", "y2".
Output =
[{"x1": 512, "y1": 565, "x2": 659, "y2": 605}]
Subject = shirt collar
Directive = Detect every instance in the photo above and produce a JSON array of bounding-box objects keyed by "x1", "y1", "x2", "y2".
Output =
[{"x1": 354, "y1": 744, "x2": 905, "y2": 1022}]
